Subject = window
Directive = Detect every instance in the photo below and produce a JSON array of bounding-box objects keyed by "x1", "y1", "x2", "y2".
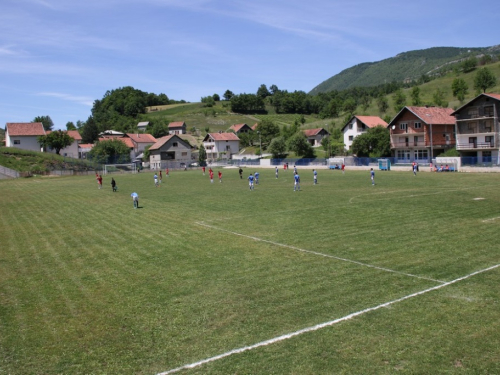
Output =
[
  {"x1": 414, "y1": 122, "x2": 422, "y2": 129},
  {"x1": 348, "y1": 135, "x2": 353, "y2": 141},
  {"x1": 485, "y1": 136, "x2": 493, "y2": 146},
  {"x1": 468, "y1": 108, "x2": 478, "y2": 118},
  {"x1": 181, "y1": 152, "x2": 187, "y2": 156},
  {"x1": 414, "y1": 136, "x2": 420, "y2": 146},
  {"x1": 13, "y1": 140, "x2": 20, "y2": 144},
  {"x1": 484, "y1": 106, "x2": 494, "y2": 117},
  {"x1": 349, "y1": 124, "x2": 353, "y2": 129},
  {"x1": 399, "y1": 123, "x2": 407, "y2": 131},
  {"x1": 173, "y1": 142, "x2": 178, "y2": 147},
  {"x1": 226, "y1": 145, "x2": 231, "y2": 151}
]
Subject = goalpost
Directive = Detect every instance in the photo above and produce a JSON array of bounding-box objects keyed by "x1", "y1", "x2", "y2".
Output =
[{"x1": 103, "y1": 163, "x2": 137, "y2": 175}]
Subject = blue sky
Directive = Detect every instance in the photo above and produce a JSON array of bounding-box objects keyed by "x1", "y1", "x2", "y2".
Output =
[{"x1": 1, "y1": 0, "x2": 499, "y2": 130}]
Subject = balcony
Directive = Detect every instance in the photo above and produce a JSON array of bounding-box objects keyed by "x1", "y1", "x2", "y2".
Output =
[{"x1": 456, "y1": 142, "x2": 495, "y2": 150}]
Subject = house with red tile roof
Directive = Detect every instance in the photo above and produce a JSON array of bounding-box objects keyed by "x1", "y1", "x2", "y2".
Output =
[
  {"x1": 168, "y1": 121, "x2": 186, "y2": 135},
  {"x1": 45, "y1": 130, "x2": 82, "y2": 158},
  {"x1": 229, "y1": 123, "x2": 253, "y2": 134},
  {"x1": 388, "y1": 106, "x2": 455, "y2": 163},
  {"x1": 302, "y1": 128, "x2": 330, "y2": 147},
  {"x1": 148, "y1": 134, "x2": 192, "y2": 169},
  {"x1": 5, "y1": 122, "x2": 46, "y2": 152},
  {"x1": 342, "y1": 116, "x2": 388, "y2": 151},
  {"x1": 126, "y1": 133, "x2": 157, "y2": 161},
  {"x1": 203, "y1": 132, "x2": 240, "y2": 161},
  {"x1": 451, "y1": 93, "x2": 500, "y2": 164}
]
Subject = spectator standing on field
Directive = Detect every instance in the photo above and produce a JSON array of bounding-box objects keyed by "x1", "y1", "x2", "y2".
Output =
[
  {"x1": 294, "y1": 172, "x2": 300, "y2": 191},
  {"x1": 131, "y1": 193, "x2": 139, "y2": 208}
]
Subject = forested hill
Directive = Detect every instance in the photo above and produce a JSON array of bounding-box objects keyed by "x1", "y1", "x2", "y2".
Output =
[{"x1": 310, "y1": 45, "x2": 500, "y2": 94}]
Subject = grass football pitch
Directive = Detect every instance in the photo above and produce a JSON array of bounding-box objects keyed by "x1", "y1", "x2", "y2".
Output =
[{"x1": 1, "y1": 168, "x2": 499, "y2": 374}]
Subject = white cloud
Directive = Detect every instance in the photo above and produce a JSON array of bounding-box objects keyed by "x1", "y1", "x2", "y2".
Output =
[{"x1": 36, "y1": 92, "x2": 94, "y2": 106}]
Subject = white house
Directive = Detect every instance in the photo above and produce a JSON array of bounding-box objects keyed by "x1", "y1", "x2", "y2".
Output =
[
  {"x1": 342, "y1": 116, "x2": 388, "y2": 150},
  {"x1": 46, "y1": 130, "x2": 82, "y2": 158},
  {"x1": 168, "y1": 121, "x2": 187, "y2": 135},
  {"x1": 5, "y1": 122, "x2": 46, "y2": 151},
  {"x1": 203, "y1": 132, "x2": 240, "y2": 161}
]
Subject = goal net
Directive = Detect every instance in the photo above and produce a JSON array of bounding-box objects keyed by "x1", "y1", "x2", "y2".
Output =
[{"x1": 103, "y1": 163, "x2": 137, "y2": 175}]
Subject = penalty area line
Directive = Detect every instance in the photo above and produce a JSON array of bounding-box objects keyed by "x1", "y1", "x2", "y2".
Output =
[
  {"x1": 157, "y1": 263, "x2": 500, "y2": 375},
  {"x1": 195, "y1": 221, "x2": 445, "y2": 284}
]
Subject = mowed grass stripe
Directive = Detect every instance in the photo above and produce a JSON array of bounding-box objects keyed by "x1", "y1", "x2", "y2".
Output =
[{"x1": 2, "y1": 171, "x2": 500, "y2": 374}]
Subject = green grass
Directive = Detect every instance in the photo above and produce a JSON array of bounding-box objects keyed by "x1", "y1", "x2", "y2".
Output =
[{"x1": 1, "y1": 169, "x2": 500, "y2": 374}]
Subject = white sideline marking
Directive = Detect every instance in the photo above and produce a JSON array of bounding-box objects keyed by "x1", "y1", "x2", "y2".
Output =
[
  {"x1": 482, "y1": 216, "x2": 500, "y2": 222},
  {"x1": 157, "y1": 263, "x2": 500, "y2": 375},
  {"x1": 195, "y1": 221, "x2": 445, "y2": 284}
]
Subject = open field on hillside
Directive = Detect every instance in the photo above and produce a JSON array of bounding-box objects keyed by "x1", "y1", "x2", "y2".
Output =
[{"x1": 1, "y1": 169, "x2": 500, "y2": 374}]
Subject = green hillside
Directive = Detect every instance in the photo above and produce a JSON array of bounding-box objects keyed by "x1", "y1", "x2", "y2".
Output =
[{"x1": 310, "y1": 46, "x2": 500, "y2": 94}]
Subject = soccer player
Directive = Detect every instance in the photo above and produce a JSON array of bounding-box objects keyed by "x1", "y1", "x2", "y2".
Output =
[
  {"x1": 218, "y1": 171, "x2": 222, "y2": 183},
  {"x1": 111, "y1": 178, "x2": 117, "y2": 192},
  {"x1": 275, "y1": 167, "x2": 279, "y2": 179},
  {"x1": 209, "y1": 170, "x2": 214, "y2": 183},
  {"x1": 154, "y1": 173, "x2": 159, "y2": 187},
  {"x1": 159, "y1": 170, "x2": 162, "y2": 184},
  {"x1": 413, "y1": 163, "x2": 417, "y2": 176},
  {"x1": 97, "y1": 174, "x2": 103, "y2": 189},
  {"x1": 254, "y1": 171, "x2": 259, "y2": 185},
  {"x1": 248, "y1": 173, "x2": 255, "y2": 191},
  {"x1": 341, "y1": 163, "x2": 345, "y2": 174},
  {"x1": 370, "y1": 168, "x2": 375, "y2": 185},
  {"x1": 313, "y1": 169, "x2": 317, "y2": 185},
  {"x1": 239, "y1": 167, "x2": 243, "y2": 179},
  {"x1": 293, "y1": 172, "x2": 300, "y2": 191},
  {"x1": 202, "y1": 166, "x2": 206, "y2": 175}
]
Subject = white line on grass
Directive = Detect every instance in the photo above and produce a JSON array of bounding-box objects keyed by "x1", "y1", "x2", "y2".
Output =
[
  {"x1": 157, "y1": 263, "x2": 500, "y2": 375},
  {"x1": 482, "y1": 216, "x2": 500, "y2": 222},
  {"x1": 195, "y1": 221, "x2": 445, "y2": 284}
]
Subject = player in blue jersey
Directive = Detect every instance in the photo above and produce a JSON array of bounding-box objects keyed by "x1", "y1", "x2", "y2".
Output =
[
  {"x1": 293, "y1": 172, "x2": 300, "y2": 191},
  {"x1": 254, "y1": 171, "x2": 259, "y2": 185},
  {"x1": 313, "y1": 169, "x2": 318, "y2": 185},
  {"x1": 275, "y1": 166, "x2": 279, "y2": 179},
  {"x1": 370, "y1": 168, "x2": 375, "y2": 185},
  {"x1": 248, "y1": 173, "x2": 255, "y2": 190}
]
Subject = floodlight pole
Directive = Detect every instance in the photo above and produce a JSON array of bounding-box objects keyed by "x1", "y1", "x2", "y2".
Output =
[{"x1": 257, "y1": 131, "x2": 262, "y2": 157}]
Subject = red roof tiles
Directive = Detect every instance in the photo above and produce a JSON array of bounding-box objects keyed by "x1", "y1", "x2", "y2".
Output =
[
  {"x1": 205, "y1": 132, "x2": 240, "y2": 141},
  {"x1": 406, "y1": 106, "x2": 455, "y2": 125},
  {"x1": 126, "y1": 133, "x2": 157, "y2": 143},
  {"x1": 354, "y1": 116, "x2": 388, "y2": 128},
  {"x1": 6, "y1": 122, "x2": 45, "y2": 136},
  {"x1": 168, "y1": 121, "x2": 186, "y2": 128}
]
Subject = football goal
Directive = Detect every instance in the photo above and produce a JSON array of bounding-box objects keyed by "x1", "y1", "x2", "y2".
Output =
[{"x1": 103, "y1": 163, "x2": 137, "y2": 175}]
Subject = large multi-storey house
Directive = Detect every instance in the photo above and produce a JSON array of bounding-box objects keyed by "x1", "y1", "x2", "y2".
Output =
[
  {"x1": 203, "y1": 132, "x2": 240, "y2": 161},
  {"x1": 342, "y1": 116, "x2": 387, "y2": 150},
  {"x1": 452, "y1": 93, "x2": 500, "y2": 164},
  {"x1": 388, "y1": 106, "x2": 455, "y2": 163}
]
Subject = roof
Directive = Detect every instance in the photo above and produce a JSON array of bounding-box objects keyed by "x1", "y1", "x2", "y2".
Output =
[
  {"x1": 354, "y1": 116, "x2": 388, "y2": 128},
  {"x1": 126, "y1": 133, "x2": 157, "y2": 143},
  {"x1": 149, "y1": 134, "x2": 190, "y2": 151},
  {"x1": 6, "y1": 122, "x2": 45, "y2": 136},
  {"x1": 98, "y1": 136, "x2": 134, "y2": 148},
  {"x1": 303, "y1": 128, "x2": 328, "y2": 137},
  {"x1": 204, "y1": 132, "x2": 240, "y2": 142},
  {"x1": 390, "y1": 106, "x2": 455, "y2": 126},
  {"x1": 168, "y1": 121, "x2": 186, "y2": 128},
  {"x1": 251, "y1": 123, "x2": 258, "y2": 131},
  {"x1": 78, "y1": 143, "x2": 94, "y2": 150},
  {"x1": 137, "y1": 121, "x2": 149, "y2": 127},
  {"x1": 451, "y1": 93, "x2": 500, "y2": 115},
  {"x1": 46, "y1": 130, "x2": 82, "y2": 141},
  {"x1": 229, "y1": 123, "x2": 251, "y2": 132}
]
